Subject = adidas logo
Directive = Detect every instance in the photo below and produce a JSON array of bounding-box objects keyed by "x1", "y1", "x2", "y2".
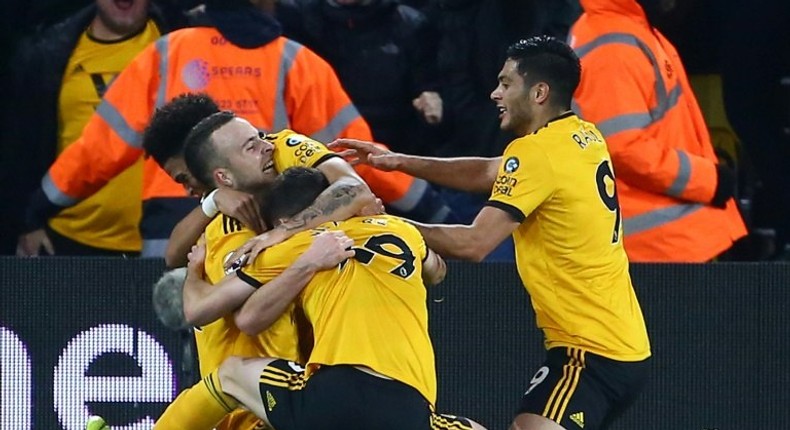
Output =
[
  {"x1": 569, "y1": 411, "x2": 585, "y2": 428},
  {"x1": 266, "y1": 390, "x2": 277, "y2": 411}
]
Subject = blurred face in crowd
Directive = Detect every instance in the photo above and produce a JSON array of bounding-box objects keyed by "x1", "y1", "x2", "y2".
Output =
[
  {"x1": 163, "y1": 157, "x2": 207, "y2": 198},
  {"x1": 491, "y1": 59, "x2": 534, "y2": 136},
  {"x1": 211, "y1": 118, "x2": 277, "y2": 193},
  {"x1": 95, "y1": 0, "x2": 150, "y2": 37}
]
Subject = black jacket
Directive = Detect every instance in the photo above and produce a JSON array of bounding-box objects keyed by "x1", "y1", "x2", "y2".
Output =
[
  {"x1": 0, "y1": 4, "x2": 171, "y2": 237},
  {"x1": 277, "y1": 0, "x2": 440, "y2": 154}
]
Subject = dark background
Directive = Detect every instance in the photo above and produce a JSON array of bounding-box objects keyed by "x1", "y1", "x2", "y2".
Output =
[{"x1": 3, "y1": 257, "x2": 789, "y2": 429}]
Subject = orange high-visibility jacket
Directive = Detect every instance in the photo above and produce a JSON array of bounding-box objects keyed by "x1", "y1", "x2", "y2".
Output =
[
  {"x1": 39, "y1": 28, "x2": 426, "y2": 255},
  {"x1": 569, "y1": 0, "x2": 746, "y2": 262}
]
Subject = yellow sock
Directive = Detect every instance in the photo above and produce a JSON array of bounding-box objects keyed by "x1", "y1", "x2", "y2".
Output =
[{"x1": 154, "y1": 370, "x2": 240, "y2": 430}]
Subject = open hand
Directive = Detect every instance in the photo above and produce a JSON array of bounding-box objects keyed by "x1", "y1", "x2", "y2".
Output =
[
  {"x1": 327, "y1": 139, "x2": 403, "y2": 171},
  {"x1": 301, "y1": 231, "x2": 356, "y2": 270}
]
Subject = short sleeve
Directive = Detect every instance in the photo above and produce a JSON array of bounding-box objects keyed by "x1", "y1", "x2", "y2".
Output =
[
  {"x1": 270, "y1": 130, "x2": 339, "y2": 172},
  {"x1": 486, "y1": 139, "x2": 555, "y2": 222}
]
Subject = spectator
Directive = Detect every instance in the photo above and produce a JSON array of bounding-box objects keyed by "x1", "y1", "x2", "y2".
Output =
[
  {"x1": 9, "y1": 0, "x2": 172, "y2": 256},
  {"x1": 276, "y1": 0, "x2": 444, "y2": 157},
  {"x1": 18, "y1": 0, "x2": 455, "y2": 259},
  {"x1": 568, "y1": 0, "x2": 747, "y2": 262}
]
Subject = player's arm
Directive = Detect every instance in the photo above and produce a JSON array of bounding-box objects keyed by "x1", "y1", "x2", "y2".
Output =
[
  {"x1": 421, "y1": 248, "x2": 447, "y2": 286},
  {"x1": 234, "y1": 231, "x2": 355, "y2": 335},
  {"x1": 182, "y1": 242, "x2": 257, "y2": 326},
  {"x1": 411, "y1": 206, "x2": 521, "y2": 262},
  {"x1": 165, "y1": 188, "x2": 265, "y2": 268},
  {"x1": 329, "y1": 139, "x2": 501, "y2": 193}
]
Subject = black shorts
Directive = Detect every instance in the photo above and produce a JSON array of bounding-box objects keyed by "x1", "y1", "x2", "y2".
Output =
[
  {"x1": 258, "y1": 360, "x2": 474, "y2": 430},
  {"x1": 518, "y1": 347, "x2": 650, "y2": 430}
]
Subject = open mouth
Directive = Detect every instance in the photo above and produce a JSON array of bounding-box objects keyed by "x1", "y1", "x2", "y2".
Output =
[
  {"x1": 262, "y1": 161, "x2": 275, "y2": 172},
  {"x1": 114, "y1": 0, "x2": 134, "y2": 11},
  {"x1": 497, "y1": 106, "x2": 507, "y2": 119}
]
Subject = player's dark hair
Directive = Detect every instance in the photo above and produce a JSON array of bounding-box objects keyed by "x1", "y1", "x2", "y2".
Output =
[
  {"x1": 142, "y1": 93, "x2": 220, "y2": 168},
  {"x1": 183, "y1": 110, "x2": 236, "y2": 187},
  {"x1": 506, "y1": 36, "x2": 581, "y2": 109},
  {"x1": 262, "y1": 167, "x2": 330, "y2": 227}
]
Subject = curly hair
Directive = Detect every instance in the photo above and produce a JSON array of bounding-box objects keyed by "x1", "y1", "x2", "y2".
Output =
[{"x1": 142, "y1": 93, "x2": 220, "y2": 167}]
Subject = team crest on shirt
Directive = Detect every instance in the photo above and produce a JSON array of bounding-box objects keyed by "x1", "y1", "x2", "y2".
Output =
[
  {"x1": 504, "y1": 157, "x2": 520, "y2": 174},
  {"x1": 223, "y1": 252, "x2": 246, "y2": 275}
]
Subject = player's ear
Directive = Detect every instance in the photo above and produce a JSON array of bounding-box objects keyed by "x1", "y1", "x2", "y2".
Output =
[
  {"x1": 215, "y1": 169, "x2": 233, "y2": 187},
  {"x1": 534, "y1": 82, "x2": 550, "y2": 104}
]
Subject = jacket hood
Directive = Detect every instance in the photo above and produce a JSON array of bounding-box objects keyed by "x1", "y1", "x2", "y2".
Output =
[
  {"x1": 580, "y1": 0, "x2": 647, "y2": 21},
  {"x1": 204, "y1": 0, "x2": 282, "y2": 48}
]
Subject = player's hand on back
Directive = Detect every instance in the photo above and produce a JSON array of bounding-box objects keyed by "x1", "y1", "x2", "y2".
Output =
[
  {"x1": 328, "y1": 139, "x2": 403, "y2": 171},
  {"x1": 356, "y1": 197, "x2": 386, "y2": 217},
  {"x1": 224, "y1": 227, "x2": 289, "y2": 272},
  {"x1": 300, "y1": 231, "x2": 355, "y2": 271},
  {"x1": 213, "y1": 188, "x2": 266, "y2": 233}
]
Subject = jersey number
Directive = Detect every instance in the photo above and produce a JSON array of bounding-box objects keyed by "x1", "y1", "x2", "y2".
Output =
[
  {"x1": 344, "y1": 234, "x2": 416, "y2": 279},
  {"x1": 595, "y1": 160, "x2": 621, "y2": 243}
]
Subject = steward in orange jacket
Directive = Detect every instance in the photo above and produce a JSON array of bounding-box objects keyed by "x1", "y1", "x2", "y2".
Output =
[
  {"x1": 568, "y1": 0, "x2": 746, "y2": 262},
  {"x1": 23, "y1": 0, "x2": 454, "y2": 257}
]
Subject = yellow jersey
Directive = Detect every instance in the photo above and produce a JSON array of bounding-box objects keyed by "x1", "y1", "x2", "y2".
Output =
[
  {"x1": 487, "y1": 112, "x2": 650, "y2": 361},
  {"x1": 239, "y1": 216, "x2": 438, "y2": 404},
  {"x1": 194, "y1": 129, "x2": 337, "y2": 374},
  {"x1": 50, "y1": 21, "x2": 161, "y2": 251},
  {"x1": 194, "y1": 214, "x2": 302, "y2": 377}
]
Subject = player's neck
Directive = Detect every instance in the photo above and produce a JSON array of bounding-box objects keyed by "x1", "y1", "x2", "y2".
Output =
[{"x1": 524, "y1": 108, "x2": 571, "y2": 135}]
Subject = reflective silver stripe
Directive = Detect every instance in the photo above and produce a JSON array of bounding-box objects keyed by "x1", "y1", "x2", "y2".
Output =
[
  {"x1": 41, "y1": 173, "x2": 79, "y2": 207},
  {"x1": 142, "y1": 239, "x2": 169, "y2": 258},
  {"x1": 428, "y1": 205, "x2": 452, "y2": 224},
  {"x1": 571, "y1": 99, "x2": 582, "y2": 118},
  {"x1": 388, "y1": 177, "x2": 429, "y2": 212},
  {"x1": 310, "y1": 103, "x2": 362, "y2": 142},
  {"x1": 155, "y1": 36, "x2": 169, "y2": 108},
  {"x1": 597, "y1": 112, "x2": 652, "y2": 137},
  {"x1": 572, "y1": 32, "x2": 683, "y2": 136},
  {"x1": 274, "y1": 40, "x2": 302, "y2": 131},
  {"x1": 623, "y1": 203, "x2": 704, "y2": 236},
  {"x1": 96, "y1": 100, "x2": 143, "y2": 148},
  {"x1": 666, "y1": 150, "x2": 691, "y2": 197}
]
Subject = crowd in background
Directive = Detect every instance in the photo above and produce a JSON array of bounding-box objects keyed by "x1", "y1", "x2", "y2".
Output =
[{"x1": 0, "y1": 0, "x2": 787, "y2": 262}]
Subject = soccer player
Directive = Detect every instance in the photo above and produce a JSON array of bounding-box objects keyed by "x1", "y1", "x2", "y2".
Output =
[
  {"x1": 154, "y1": 166, "x2": 485, "y2": 430},
  {"x1": 330, "y1": 36, "x2": 651, "y2": 430},
  {"x1": 141, "y1": 95, "x2": 377, "y2": 430}
]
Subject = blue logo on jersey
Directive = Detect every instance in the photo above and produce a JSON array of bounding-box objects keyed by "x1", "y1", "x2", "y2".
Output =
[{"x1": 504, "y1": 157, "x2": 520, "y2": 174}]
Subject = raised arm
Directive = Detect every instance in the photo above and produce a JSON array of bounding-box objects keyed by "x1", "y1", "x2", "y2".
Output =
[
  {"x1": 329, "y1": 139, "x2": 501, "y2": 194},
  {"x1": 226, "y1": 158, "x2": 375, "y2": 267},
  {"x1": 165, "y1": 188, "x2": 264, "y2": 268}
]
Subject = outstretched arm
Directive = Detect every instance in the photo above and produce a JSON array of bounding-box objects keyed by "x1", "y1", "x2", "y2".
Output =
[
  {"x1": 411, "y1": 206, "x2": 520, "y2": 262},
  {"x1": 329, "y1": 138, "x2": 501, "y2": 194}
]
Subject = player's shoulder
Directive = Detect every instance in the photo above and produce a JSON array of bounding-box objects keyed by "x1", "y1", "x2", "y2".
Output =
[
  {"x1": 205, "y1": 214, "x2": 249, "y2": 240},
  {"x1": 266, "y1": 129, "x2": 322, "y2": 148}
]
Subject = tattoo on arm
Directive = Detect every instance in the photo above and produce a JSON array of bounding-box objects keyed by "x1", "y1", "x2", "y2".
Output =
[{"x1": 281, "y1": 183, "x2": 361, "y2": 232}]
